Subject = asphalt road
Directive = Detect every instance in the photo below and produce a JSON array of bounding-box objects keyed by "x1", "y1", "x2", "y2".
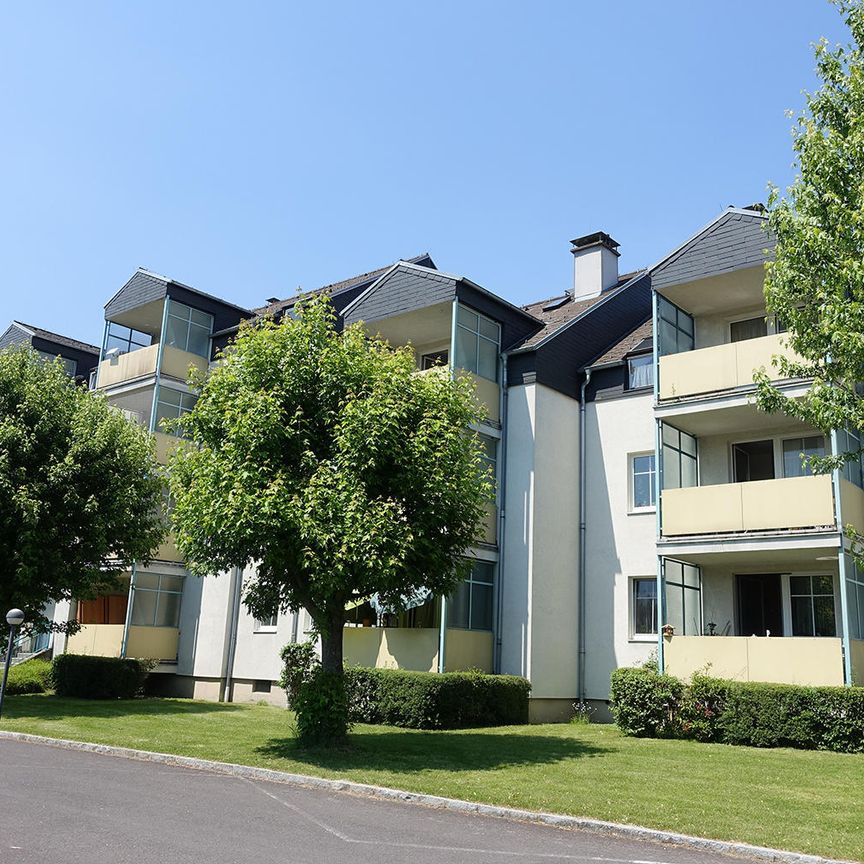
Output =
[{"x1": 0, "y1": 739, "x2": 743, "y2": 864}]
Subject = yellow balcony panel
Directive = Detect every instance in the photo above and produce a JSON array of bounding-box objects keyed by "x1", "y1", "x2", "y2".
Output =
[
  {"x1": 66, "y1": 624, "x2": 124, "y2": 658},
  {"x1": 662, "y1": 474, "x2": 835, "y2": 537},
  {"x1": 443, "y1": 628, "x2": 493, "y2": 672},
  {"x1": 125, "y1": 626, "x2": 179, "y2": 662},
  {"x1": 659, "y1": 333, "x2": 800, "y2": 400},
  {"x1": 662, "y1": 484, "x2": 743, "y2": 535},
  {"x1": 840, "y1": 478, "x2": 864, "y2": 537},
  {"x1": 154, "y1": 534, "x2": 184, "y2": 563},
  {"x1": 469, "y1": 373, "x2": 500, "y2": 424},
  {"x1": 481, "y1": 501, "x2": 497, "y2": 545},
  {"x1": 741, "y1": 474, "x2": 834, "y2": 531},
  {"x1": 154, "y1": 431, "x2": 182, "y2": 464},
  {"x1": 97, "y1": 344, "x2": 159, "y2": 388},
  {"x1": 665, "y1": 635, "x2": 844, "y2": 687},
  {"x1": 160, "y1": 345, "x2": 209, "y2": 382},
  {"x1": 851, "y1": 639, "x2": 864, "y2": 686}
]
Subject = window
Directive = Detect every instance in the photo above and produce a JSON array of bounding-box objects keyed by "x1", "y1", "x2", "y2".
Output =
[
  {"x1": 848, "y1": 562, "x2": 864, "y2": 640},
  {"x1": 252, "y1": 680, "x2": 272, "y2": 693},
  {"x1": 837, "y1": 427, "x2": 864, "y2": 489},
  {"x1": 730, "y1": 316, "x2": 768, "y2": 343},
  {"x1": 631, "y1": 578, "x2": 657, "y2": 637},
  {"x1": 37, "y1": 351, "x2": 77, "y2": 377},
  {"x1": 627, "y1": 354, "x2": 654, "y2": 389},
  {"x1": 479, "y1": 433, "x2": 497, "y2": 483},
  {"x1": 454, "y1": 306, "x2": 500, "y2": 382},
  {"x1": 661, "y1": 425, "x2": 697, "y2": 489},
  {"x1": 664, "y1": 559, "x2": 702, "y2": 635},
  {"x1": 165, "y1": 301, "x2": 213, "y2": 358},
  {"x1": 630, "y1": 453, "x2": 656, "y2": 510},
  {"x1": 732, "y1": 439, "x2": 775, "y2": 482},
  {"x1": 254, "y1": 612, "x2": 278, "y2": 632},
  {"x1": 155, "y1": 387, "x2": 198, "y2": 435},
  {"x1": 657, "y1": 296, "x2": 694, "y2": 356},
  {"x1": 782, "y1": 435, "x2": 825, "y2": 478},
  {"x1": 104, "y1": 322, "x2": 151, "y2": 357},
  {"x1": 448, "y1": 560, "x2": 495, "y2": 631},
  {"x1": 421, "y1": 350, "x2": 448, "y2": 370},
  {"x1": 131, "y1": 572, "x2": 183, "y2": 627},
  {"x1": 790, "y1": 575, "x2": 836, "y2": 637}
]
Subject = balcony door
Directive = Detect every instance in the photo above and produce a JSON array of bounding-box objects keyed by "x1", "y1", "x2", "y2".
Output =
[
  {"x1": 732, "y1": 439, "x2": 775, "y2": 482},
  {"x1": 737, "y1": 574, "x2": 783, "y2": 637}
]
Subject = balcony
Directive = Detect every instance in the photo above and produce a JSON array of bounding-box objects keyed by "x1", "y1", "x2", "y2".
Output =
[
  {"x1": 659, "y1": 333, "x2": 799, "y2": 401},
  {"x1": 97, "y1": 344, "x2": 208, "y2": 389},
  {"x1": 66, "y1": 624, "x2": 179, "y2": 662},
  {"x1": 664, "y1": 634, "x2": 845, "y2": 686},
  {"x1": 661, "y1": 474, "x2": 835, "y2": 536},
  {"x1": 343, "y1": 626, "x2": 493, "y2": 672}
]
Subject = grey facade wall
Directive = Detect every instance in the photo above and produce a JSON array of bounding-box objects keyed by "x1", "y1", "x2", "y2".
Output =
[
  {"x1": 0, "y1": 323, "x2": 31, "y2": 352},
  {"x1": 104, "y1": 270, "x2": 167, "y2": 319}
]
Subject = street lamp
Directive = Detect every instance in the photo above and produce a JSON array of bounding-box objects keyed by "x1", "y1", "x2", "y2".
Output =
[{"x1": 0, "y1": 609, "x2": 25, "y2": 720}]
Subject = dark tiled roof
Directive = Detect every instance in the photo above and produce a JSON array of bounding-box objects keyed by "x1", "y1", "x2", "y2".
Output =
[
  {"x1": 517, "y1": 270, "x2": 644, "y2": 350},
  {"x1": 253, "y1": 253, "x2": 435, "y2": 316},
  {"x1": 14, "y1": 321, "x2": 100, "y2": 356},
  {"x1": 591, "y1": 318, "x2": 653, "y2": 366}
]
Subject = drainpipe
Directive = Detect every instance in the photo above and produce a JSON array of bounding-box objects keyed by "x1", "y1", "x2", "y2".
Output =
[
  {"x1": 221, "y1": 566, "x2": 243, "y2": 702},
  {"x1": 291, "y1": 609, "x2": 300, "y2": 644},
  {"x1": 494, "y1": 354, "x2": 509, "y2": 673},
  {"x1": 830, "y1": 428, "x2": 853, "y2": 686},
  {"x1": 577, "y1": 367, "x2": 592, "y2": 700}
]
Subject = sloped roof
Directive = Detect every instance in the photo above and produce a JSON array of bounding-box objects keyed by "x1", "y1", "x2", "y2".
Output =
[
  {"x1": 591, "y1": 318, "x2": 652, "y2": 366},
  {"x1": 254, "y1": 253, "x2": 436, "y2": 317},
  {"x1": 516, "y1": 270, "x2": 645, "y2": 351},
  {"x1": 12, "y1": 321, "x2": 100, "y2": 356}
]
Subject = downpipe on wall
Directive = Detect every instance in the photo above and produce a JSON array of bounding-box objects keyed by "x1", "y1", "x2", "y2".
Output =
[
  {"x1": 577, "y1": 368, "x2": 592, "y2": 702},
  {"x1": 494, "y1": 354, "x2": 509, "y2": 673}
]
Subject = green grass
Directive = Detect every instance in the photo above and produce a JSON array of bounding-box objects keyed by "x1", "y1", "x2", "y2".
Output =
[{"x1": 2, "y1": 696, "x2": 863, "y2": 861}]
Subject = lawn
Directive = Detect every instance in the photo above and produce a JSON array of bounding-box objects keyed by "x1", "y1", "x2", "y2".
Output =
[{"x1": 1, "y1": 695, "x2": 862, "y2": 861}]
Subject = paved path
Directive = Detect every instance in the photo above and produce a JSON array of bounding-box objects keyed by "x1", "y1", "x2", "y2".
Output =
[{"x1": 0, "y1": 739, "x2": 746, "y2": 863}]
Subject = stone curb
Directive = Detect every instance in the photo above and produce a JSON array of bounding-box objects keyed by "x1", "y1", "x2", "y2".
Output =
[{"x1": 0, "y1": 730, "x2": 855, "y2": 864}]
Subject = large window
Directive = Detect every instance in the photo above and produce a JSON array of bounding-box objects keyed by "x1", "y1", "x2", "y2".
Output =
[
  {"x1": 627, "y1": 354, "x2": 654, "y2": 389},
  {"x1": 664, "y1": 559, "x2": 701, "y2": 635},
  {"x1": 730, "y1": 315, "x2": 768, "y2": 343},
  {"x1": 479, "y1": 433, "x2": 497, "y2": 483},
  {"x1": 155, "y1": 387, "x2": 198, "y2": 435},
  {"x1": 448, "y1": 560, "x2": 495, "y2": 631},
  {"x1": 131, "y1": 572, "x2": 183, "y2": 627},
  {"x1": 165, "y1": 301, "x2": 213, "y2": 358},
  {"x1": 837, "y1": 427, "x2": 864, "y2": 489},
  {"x1": 662, "y1": 424, "x2": 697, "y2": 489},
  {"x1": 454, "y1": 306, "x2": 500, "y2": 382},
  {"x1": 630, "y1": 453, "x2": 656, "y2": 510},
  {"x1": 37, "y1": 350, "x2": 77, "y2": 377},
  {"x1": 631, "y1": 578, "x2": 657, "y2": 638},
  {"x1": 782, "y1": 435, "x2": 825, "y2": 478},
  {"x1": 848, "y1": 561, "x2": 864, "y2": 640},
  {"x1": 104, "y1": 322, "x2": 151, "y2": 358},
  {"x1": 790, "y1": 575, "x2": 836, "y2": 637},
  {"x1": 657, "y1": 296, "x2": 694, "y2": 356}
]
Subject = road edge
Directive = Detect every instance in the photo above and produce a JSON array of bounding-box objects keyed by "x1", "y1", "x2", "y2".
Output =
[{"x1": 0, "y1": 730, "x2": 855, "y2": 864}]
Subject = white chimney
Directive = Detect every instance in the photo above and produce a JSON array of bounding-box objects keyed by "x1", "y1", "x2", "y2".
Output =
[{"x1": 570, "y1": 231, "x2": 620, "y2": 301}]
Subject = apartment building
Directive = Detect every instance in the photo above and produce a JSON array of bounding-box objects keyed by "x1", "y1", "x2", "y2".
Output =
[{"x1": 7, "y1": 203, "x2": 859, "y2": 719}]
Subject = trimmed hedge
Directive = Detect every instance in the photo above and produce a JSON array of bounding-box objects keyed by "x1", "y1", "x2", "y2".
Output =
[
  {"x1": 5, "y1": 658, "x2": 53, "y2": 695},
  {"x1": 52, "y1": 654, "x2": 153, "y2": 699},
  {"x1": 610, "y1": 666, "x2": 864, "y2": 753},
  {"x1": 345, "y1": 667, "x2": 531, "y2": 729}
]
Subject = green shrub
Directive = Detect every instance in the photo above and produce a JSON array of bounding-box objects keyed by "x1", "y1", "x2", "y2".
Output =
[
  {"x1": 610, "y1": 666, "x2": 864, "y2": 753},
  {"x1": 344, "y1": 667, "x2": 531, "y2": 729},
  {"x1": 5, "y1": 658, "x2": 53, "y2": 695},
  {"x1": 279, "y1": 641, "x2": 319, "y2": 709},
  {"x1": 293, "y1": 667, "x2": 350, "y2": 745},
  {"x1": 52, "y1": 654, "x2": 153, "y2": 699},
  {"x1": 609, "y1": 667, "x2": 683, "y2": 738}
]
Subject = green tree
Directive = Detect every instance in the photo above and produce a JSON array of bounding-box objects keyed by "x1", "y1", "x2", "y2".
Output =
[
  {"x1": 168, "y1": 296, "x2": 492, "y2": 742},
  {"x1": 756, "y1": 0, "x2": 864, "y2": 553},
  {"x1": 0, "y1": 348, "x2": 165, "y2": 631}
]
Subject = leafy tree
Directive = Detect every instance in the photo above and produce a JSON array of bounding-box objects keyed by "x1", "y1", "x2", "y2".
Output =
[
  {"x1": 756, "y1": 0, "x2": 864, "y2": 553},
  {"x1": 0, "y1": 348, "x2": 165, "y2": 632},
  {"x1": 168, "y1": 296, "x2": 492, "y2": 742}
]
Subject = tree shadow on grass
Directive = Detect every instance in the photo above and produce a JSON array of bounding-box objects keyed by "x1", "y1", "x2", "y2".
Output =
[
  {"x1": 256, "y1": 729, "x2": 609, "y2": 773},
  {"x1": 1, "y1": 694, "x2": 242, "y2": 722}
]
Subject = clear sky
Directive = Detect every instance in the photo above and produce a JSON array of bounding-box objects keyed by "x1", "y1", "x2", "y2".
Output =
[{"x1": 0, "y1": 1, "x2": 850, "y2": 346}]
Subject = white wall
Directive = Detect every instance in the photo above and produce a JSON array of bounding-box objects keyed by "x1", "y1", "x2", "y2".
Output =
[
  {"x1": 176, "y1": 570, "x2": 234, "y2": 679},
  {"x1": 500, "y1": 382, "x2": 580, "y2": 702},
  {"x1": 583, "y1": 390, "x2": 656, "y2": 701}
]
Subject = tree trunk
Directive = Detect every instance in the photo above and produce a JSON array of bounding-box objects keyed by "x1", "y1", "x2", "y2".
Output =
[{"x1": 319, "y1": 607, "x2": 345, "y2": 676}]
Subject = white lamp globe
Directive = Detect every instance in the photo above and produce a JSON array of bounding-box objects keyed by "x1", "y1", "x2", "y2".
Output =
[{"x1": 5, "y1": 609, "x2": 25, "y2": 627}]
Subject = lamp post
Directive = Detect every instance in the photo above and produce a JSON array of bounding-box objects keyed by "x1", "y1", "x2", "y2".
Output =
[{"x1": 0, "y1": 609, "x2": 25, "y2": 720}]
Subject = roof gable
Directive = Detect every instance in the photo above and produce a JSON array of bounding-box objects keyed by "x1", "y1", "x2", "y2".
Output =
[{"x1": 651, "y1": 208, "x2": 772, "y2": 291}]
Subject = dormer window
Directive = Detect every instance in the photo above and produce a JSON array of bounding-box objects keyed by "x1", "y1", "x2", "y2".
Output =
[{"x1": 627, "y1": 354, "x2": 653, "y2": 390}]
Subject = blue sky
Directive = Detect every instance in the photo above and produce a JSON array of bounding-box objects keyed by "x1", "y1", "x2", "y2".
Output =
[{"x1": 0, "y1": 2, "x2": 849, "y2": 346}]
